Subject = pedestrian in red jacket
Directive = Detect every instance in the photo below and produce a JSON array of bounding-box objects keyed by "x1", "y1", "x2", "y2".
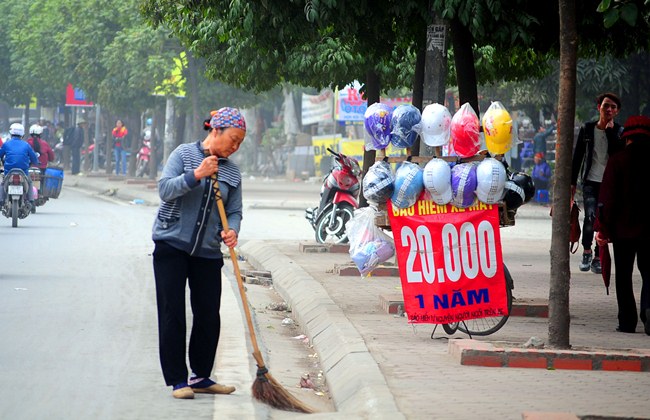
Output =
[
  {"x1": 26, "y1": 124, "x2": 55, "y2": 173},
  {"x1": 596, "y1": 115, "x2": 650, "y2": 335}
]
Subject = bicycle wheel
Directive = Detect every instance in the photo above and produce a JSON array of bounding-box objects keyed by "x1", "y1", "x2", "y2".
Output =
[
  {"x1": 442, "y1": 322, "x2": 459, "y2": 335},
  {"x1": 457, "y1": 264, "x2": 514, "y2": 336}
]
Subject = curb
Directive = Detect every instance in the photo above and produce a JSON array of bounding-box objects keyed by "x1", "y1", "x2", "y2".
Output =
[
  {"x1": 448, "y1": 339, "x2": 650, "y2": 372},
  {"x1": 240, "y1": 241, "x2": 405, "y2": 419}
]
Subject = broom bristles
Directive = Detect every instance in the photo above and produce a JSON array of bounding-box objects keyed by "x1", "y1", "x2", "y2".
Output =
[{"x1": 252, "y1": 366, "x2": 314, "y2": 413}]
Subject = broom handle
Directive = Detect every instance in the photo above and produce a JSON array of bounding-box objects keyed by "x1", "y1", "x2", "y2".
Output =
[{"x1": 210, "y1": 174, "x2": 266, "y2": 368}]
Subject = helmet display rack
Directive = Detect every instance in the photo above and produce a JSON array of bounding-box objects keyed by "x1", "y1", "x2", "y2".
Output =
[{"x1": 371, "y1": 146, "x2": 516, "y2": 230}]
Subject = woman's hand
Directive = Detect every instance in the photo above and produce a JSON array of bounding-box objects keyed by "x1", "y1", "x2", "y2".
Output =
[
  {"x1": 221, "y1": 228, "x2": 238, "y2": 248},
  {"x1": 194, "y1": 155, "x2": 219, "y2": 180},
  {"x1": 595, "y1": 231, "x2": 609, "y2": 247}
]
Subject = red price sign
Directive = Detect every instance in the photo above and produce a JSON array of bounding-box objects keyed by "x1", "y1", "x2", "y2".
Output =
[{"x1": 387, "y1": 197, "x2": 508, "y2": 324}]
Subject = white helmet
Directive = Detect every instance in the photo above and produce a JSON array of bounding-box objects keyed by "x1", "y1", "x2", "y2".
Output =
[
  {"x1": 423, "y1": 158, "x2": 452, "y2": 205},
  {"x1": 29, "y1": 124, "x2": 43, "y2": 136},
  {"x1": 421, "y1": 103, "x2": 452, "y2": 147},
  {"x1": 475, "y1": 158, "x2": 507, "y2": 204},
  {"x1": 9, "y1": 123, "x2": 25, "y2": 137}
]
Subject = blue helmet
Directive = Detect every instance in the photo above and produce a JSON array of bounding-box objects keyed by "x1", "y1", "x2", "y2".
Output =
[
  {"x1": 391, "y1": 161, "x2": 424, "y2": 209},
  {"x1": 390, "y1": 104, "x2": 422, "y2": 149}
]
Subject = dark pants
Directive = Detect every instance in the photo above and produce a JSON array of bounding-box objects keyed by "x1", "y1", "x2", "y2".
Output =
[
  {"x1": 581, "y1": 181, "x2": 600, "y2": 253},
  {"x1": 153, "y1": 240, "x2": 224, "y2": 386},
  {"x1": 613, "y1": 239, "x2": 650, "y2": 331},
  {"x1": 71, "y1": 146, "x2": 81, "y2": 174}
]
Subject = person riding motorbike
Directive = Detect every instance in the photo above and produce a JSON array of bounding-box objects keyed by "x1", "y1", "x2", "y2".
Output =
[
  {"x1": 0, "y1": 123, "x2": 39, "y2": 204},
  {"x1": 26, "y1": 124, "x2": 55, "y2": 175}
]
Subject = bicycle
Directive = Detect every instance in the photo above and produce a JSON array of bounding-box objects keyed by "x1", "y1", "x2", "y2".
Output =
[{"x1": 434, "y1": 263, "x2": 514, "y2": 338}]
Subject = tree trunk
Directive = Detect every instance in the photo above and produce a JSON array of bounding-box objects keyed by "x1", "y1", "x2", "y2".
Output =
[
  {"x1": 127, "y1": 114, "x2": 140, "y2": 176},
  {"x1": 92, "y1": 104, "x2": 101, "y2": 172},
  {"x1": 148, "y1": 110, "x2": 159, "y2": 180},
  {"x1": 450, "y1": 18, "x2": 479, "y2": 115},
  {"x1": 105, "y1": 111, "x2": 114, "y2": 175},
  {"x1": 411, "y1": 43, "x2": 425, "y2": 157},
  {"x1": 359, "y1": 69, "x2": 380, "y2": 208},
  {"x1": 283, "y1": 84, "x2": 300, "y2": 148},
  {"x1": 163, "y1": 97, "x2": 176, "y2": 163},
  {"x1": 175, "y1": 109, "x2": 186, "y2": 147},
  {"x1": 627, "y1": 53, "x2": 641, "y2": 115},
  {"x1": 422, "y1": 19, "x2": 448, "y2": 157},
  {"x1": 548, "y1": 0, "x2": 577, "y2": 349},
  {"x1": 186, "y1": 51, "x2": 201, "y2": 142}
]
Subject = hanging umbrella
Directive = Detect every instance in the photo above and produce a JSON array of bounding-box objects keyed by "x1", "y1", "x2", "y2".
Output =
[{"x1": 600, "y1": 243, "x2": 611, "y2": 295}]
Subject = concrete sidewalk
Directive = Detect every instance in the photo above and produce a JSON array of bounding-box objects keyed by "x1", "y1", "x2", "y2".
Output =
[
  {"x1": 66, "y1": 171, "x2": 650, "y2": 419},
  {"x1": 239, "y1": 240, "x2": 650, "y2": 420}
]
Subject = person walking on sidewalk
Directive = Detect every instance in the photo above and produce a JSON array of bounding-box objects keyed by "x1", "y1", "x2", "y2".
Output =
[
  {"x1": 112, "y1": 119, "x2": 129, "y2": 175},
  {"x1": 596, "y1": 115, "x2": 650, "y2": 335},
  {"x1": 151, "y1": 107, "x2": 246, "y2": 399},
  {"x1": 571, "y1": 92, "x2": 624, "y2": 274}
]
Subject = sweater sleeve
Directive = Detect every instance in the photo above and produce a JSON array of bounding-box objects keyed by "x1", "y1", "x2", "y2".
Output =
[
  {"x1": 224, "y1": 180, "x2": 243, "y2": 235},
  {"x1": 158, "y1": 147, "x2": 200, "y2": 202}
]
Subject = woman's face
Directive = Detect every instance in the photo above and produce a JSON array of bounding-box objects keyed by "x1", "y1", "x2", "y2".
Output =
[
  {"x1": 209, "y1": 127, "x2": 245, "y2": 158},
  {"x1": 116, "y1": 120, "x2": 123, "y2": 127}
]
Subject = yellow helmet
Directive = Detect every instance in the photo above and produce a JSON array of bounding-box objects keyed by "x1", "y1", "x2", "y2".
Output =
[{"x1": 482, "y1": 103, "x2": 513, "y2": 155}]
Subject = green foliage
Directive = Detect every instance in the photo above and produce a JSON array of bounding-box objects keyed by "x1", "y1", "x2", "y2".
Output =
[
  {"x1": 261, "y1": 126, "x2": 285, "y2": 147},
  {"x1": 598, "y1": 0, "x2": 647, "y2": 28}
]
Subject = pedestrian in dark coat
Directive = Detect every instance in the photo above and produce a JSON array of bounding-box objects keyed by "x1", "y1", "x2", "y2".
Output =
[
  {"x1": 70, "y1": 119, "x2": 87, "y2": 175},
  {"x1": 596, "y1": 115, "x2": 650, "y2": 335}
]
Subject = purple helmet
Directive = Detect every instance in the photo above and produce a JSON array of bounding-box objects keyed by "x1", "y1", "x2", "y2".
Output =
[
  {"x1": 451, "y1": 162, "x2": 478, "y2": 208},
  {"x1": 364, "y1": 103, "x2": 393, "y2": 150}
]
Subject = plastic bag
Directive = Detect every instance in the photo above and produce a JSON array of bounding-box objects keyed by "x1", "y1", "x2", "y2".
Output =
[
  {"x1": 363, "y1": 160, "x2": 395, "y2": 205},
  {"x1": 390, "y1": 104, "x2": 422, "y2": 149},
  {"x1": 450, "y1": 103, "x2": 481, "y2": 157},
  {"x1": 346, "y1": 207, "x2": 395, "y2": 277},
  {"x1": 482, "y1": 101, "x2": 514, "y2": 155},
  {"x1": 364, "y1": 103, "x2": 393, "y2": 150}
]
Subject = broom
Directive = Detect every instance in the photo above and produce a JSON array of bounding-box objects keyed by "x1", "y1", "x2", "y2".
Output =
[{"x1": 207, "y1": 163, "x2": 314, "y2": 414}]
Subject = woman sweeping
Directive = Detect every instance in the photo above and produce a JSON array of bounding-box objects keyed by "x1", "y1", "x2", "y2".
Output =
[{"x1": 151, "y1": 107, "x2": 246, "y2": 399}]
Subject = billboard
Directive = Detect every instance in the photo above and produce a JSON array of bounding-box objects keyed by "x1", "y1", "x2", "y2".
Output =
[{"x1": 66, "y1": 84, "x2": 93, "y2": 107}]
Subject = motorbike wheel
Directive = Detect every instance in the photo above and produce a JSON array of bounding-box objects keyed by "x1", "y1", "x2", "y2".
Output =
[
  {"x1": 314, "y1": 203, "x2": 354, "y2": 244},
  {"x1": 11, "y1": 199, "x2": 18, "y2": 228},
  {"x1": 136, "y1": 160, "x2": 147, "y2": 177}
]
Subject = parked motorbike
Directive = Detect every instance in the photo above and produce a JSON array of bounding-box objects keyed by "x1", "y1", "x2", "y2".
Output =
[
  {"x1": 135, "y1": 139, "x2": 151, "y2": 177},
  {"x1": 1, "y1": 168, "x2": 33, "y2": 227},
  {"x1": 82, "y1": 142, "x2": 106, "y2": 169},
  {"x1": 305, "y1": 148, "x2": 361, "y2": 244}
]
